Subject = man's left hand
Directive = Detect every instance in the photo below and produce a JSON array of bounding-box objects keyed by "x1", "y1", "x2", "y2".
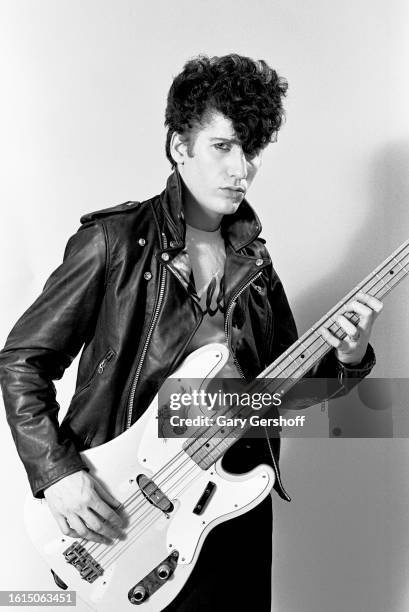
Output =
[{"x1": 320, "y1": 292, "x2": 383, "y2": 366}]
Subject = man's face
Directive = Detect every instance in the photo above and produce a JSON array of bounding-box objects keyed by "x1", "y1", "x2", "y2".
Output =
[{"x1": 176, "y1": 111, "x2": 263, "y2": 227}]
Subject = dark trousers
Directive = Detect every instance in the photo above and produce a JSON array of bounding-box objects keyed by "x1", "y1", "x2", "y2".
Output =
[{"x1": 162, "y1": 495, "x2": 272, "y2": 612}]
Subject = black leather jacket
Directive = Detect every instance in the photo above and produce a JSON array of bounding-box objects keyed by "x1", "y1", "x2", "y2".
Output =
[{"x1": 0, "y1": 171, "x2": 375, "y2": 501}]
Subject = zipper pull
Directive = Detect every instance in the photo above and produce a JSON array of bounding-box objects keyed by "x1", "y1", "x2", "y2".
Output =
[{"x1": 97, "y1": 350, "x2": 114, "y2": 374}]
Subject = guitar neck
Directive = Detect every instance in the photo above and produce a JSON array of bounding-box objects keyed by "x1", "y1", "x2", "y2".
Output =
[
  {"x1": 260, "y1": 238, "x2": 409, "y2": 382},
  {"x1": 184, "y1": 239, "x2": 409, "y2": 469}
]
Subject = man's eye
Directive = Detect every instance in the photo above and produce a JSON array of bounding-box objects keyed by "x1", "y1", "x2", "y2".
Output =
[
  {"x1": 245, "y1": 150, "x2": 259, "y2": 161},
  {"x1": 246, "y1": 151, "x2": 262, "y2": 164},
  {"x1": 214, "y1": 143, "x2": 231, "y2": 151}
]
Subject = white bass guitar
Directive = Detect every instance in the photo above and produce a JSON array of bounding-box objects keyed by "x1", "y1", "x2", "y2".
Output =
[{"x1": 24, "y1": 240, "x2": 409, "y2": 611}]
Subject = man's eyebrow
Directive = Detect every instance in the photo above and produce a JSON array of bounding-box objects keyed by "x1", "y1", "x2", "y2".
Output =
[{"x1": 209, "y1": 136, "x2": 241, "y2": 144}]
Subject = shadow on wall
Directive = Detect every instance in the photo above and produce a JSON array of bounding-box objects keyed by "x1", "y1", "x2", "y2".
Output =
[
  {"x1": 294, "y1": 139, "x2": 409, "y2": 333},
  {"x1": 369, "y1": 140, "x2": 409, "y2": 254},
  {"x1": 277, "y1": 142, "x2": 409, "y2": 612}
]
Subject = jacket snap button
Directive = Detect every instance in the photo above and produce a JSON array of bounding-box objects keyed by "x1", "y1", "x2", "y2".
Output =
[
  {"x1": 161, "y1": 253, "x2": 170, "y2": 261},
  {"x1": 138, "y1": 238, "x2": 146, "y2": 246},
  {"x1": 144, "y1": 271, "x2": 152, "y2": 280},
  {"x1": 255, "y1": 258, "x2": 263, "y2": 266}
]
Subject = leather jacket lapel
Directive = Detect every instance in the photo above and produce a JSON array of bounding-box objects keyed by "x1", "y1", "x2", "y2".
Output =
[
  {"x1": 158, "y1": 170, "x2": 271, "y2": 303},
  {"x1": 223, "y1": 245, "x2": 271, "y2": 308}
]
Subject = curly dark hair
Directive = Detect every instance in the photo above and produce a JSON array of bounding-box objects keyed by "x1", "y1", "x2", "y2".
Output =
[{"x1": 165, "y1": 53, "x2": 288, "y2": 167}]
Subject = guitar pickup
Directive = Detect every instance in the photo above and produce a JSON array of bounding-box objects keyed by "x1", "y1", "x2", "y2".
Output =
[
  {"x1": 137, "y1": 474, "x2": 174, "y2": 514},
  {"x1": 193, "y1": 481, "x2": 216, "y2": 515}
]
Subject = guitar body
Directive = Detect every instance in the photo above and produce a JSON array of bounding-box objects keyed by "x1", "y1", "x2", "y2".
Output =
[{"x1": 24, "y1": 344, "x2": 275, "y2": 611}]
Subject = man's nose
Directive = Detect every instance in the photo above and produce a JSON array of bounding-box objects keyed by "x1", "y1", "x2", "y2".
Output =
[{"x1": 227, "y1": 148, "x2": 247, "y2": 180}]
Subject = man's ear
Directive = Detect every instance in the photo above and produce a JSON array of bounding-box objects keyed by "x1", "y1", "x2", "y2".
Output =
[{"x1": 170, "y1": 132, "x2": 187, "y2": 166}]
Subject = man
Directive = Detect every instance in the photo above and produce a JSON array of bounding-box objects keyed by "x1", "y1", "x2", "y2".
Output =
[{"x1": 0, "y1": 54, "x2": 382, "y2": 611}]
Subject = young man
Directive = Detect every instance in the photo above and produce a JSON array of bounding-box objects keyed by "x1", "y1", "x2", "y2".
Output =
[{"x1": 0, "y1": 54, "x2": 382, "y2": 611}]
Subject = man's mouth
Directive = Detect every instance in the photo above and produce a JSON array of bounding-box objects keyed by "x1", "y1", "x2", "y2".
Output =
[
  {"x1": 222, "y1": 185, "x2": 246, "y2": 193},
  {"x1": 220, "y1": 187, "x2": 246, "y2": 195}
]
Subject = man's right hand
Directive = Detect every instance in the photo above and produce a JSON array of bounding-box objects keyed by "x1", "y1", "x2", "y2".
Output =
[{"x1": 44, "y1": 470, "x2": 125, "y2": 544}]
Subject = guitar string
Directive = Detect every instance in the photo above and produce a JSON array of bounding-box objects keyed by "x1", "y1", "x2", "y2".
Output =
[
  {"x1": 88, "y1": 444, "x2": 208, "y2": 565},
  {"x1": 96, "y1": 461, "x2": 204, "y2": 567},
  {"x1": 96, "y1": 241, "x2": 403, "y2": 568},
  {"x1": 260, "y1": 243, "x2": 409, "y2": 380},
  {"x1": 155, "y1": 246, "x2": 409, "y2": 471},
  {"x1": 83, "y1": 448, "x2": 194, "y2": 558},
  {"x1": 91, "y1": 252, "x2": 409, "y2": 568},
  {"x1": 79, "y1": 244, "x2": 408, "y2": 568},
  {"x1": 115, "y1": 242, "x2": 409, "y2": 508},
  {"x1": 102, "y1": 458, "x2": 225, "y2": 568},
  {"x1": 135, "y1": 244, "x2": 409, "y2": 489},
  {"x1": 92, "y1": 247, "x2": 409, "y2": 565},
  {"x1": 81, "y1": 247, "x2": 409, "y2": 566},
  {"x1": 75, "y1": 246, "x2": 408, "y2": 567},
  {"x1": 97, "y1": 247, "x2": 409, "y2": 568},
  {"x1": 82, "y1": 247, "x2": 409, "y2": 565}
]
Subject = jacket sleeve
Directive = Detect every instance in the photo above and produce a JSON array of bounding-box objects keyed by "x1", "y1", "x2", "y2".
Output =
[
  {"x1": 268, "y1": 269, "x2": 376, "y2": 408},
  {"x1": 0, "y1": 221, "x2": 107, "y2": 497}
]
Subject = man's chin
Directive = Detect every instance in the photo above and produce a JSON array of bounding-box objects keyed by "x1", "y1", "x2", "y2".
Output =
[{"x1": 223, "y1": 200, "x2": 242, "y2": 215}]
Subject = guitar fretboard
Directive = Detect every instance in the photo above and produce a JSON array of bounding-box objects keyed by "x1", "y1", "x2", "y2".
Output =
[{"x1": 184, "y1": 239, "x2": 409, "y2": 469}]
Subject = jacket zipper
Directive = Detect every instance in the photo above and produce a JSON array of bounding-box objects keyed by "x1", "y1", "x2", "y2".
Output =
[
  {"x1": 224, "y1": 271, "x2": 263, "y2": 378},
  {"x1": 125, "y1": 232, "x2": 168, "y2": 430},
  {"x1": 224, "y1": 269, "x2": 291, "y2": 501},
  {"x1": 97, "y1": 349, "x2": 115, "y2": 374},
  {"x1": 71, "y1": 348, "x2": 115, "y2": 399}
]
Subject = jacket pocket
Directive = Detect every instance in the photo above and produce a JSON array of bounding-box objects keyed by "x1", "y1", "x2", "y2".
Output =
[{"x1": 71, "y1": 347, "x2": 116, "y2": 400}]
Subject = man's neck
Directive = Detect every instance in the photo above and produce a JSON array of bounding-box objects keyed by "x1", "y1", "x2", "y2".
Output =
[
  {"x1": 181, "y1": 183, "x2": 222, "y2": 231},
  {"x1": 183, "y1": 205, "x2": 222, "y2": 231}
]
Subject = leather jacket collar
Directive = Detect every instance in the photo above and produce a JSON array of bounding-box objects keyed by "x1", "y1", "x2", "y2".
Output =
[{"x1": 159, "y1": 169, "x2": 263, "y2": 251}]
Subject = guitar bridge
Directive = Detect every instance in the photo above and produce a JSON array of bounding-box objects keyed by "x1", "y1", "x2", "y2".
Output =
[{"x1": 63, "y1": 542, "x2": 103, "y2": 583}]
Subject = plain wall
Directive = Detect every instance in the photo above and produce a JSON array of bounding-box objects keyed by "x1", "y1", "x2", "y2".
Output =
[{"x1": 0, "y1": 1, "x2": 408, "y2": 611}]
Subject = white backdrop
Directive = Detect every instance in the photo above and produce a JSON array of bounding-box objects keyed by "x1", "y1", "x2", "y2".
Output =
[{"x1": 0, "y1": 1, "x2": 408, "y2": 611}]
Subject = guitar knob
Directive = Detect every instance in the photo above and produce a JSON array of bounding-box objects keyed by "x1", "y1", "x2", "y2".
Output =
[
  {"x1": 130, "y1": 585, "x2": 146, "y2": 603},
  {"x1": 157, "y1": 564, "x2": 171, "y2": 580}
]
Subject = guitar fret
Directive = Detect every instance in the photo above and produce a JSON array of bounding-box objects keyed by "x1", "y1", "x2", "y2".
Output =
[
  {"x1": 374, "y1": 268, "x2": 407, "y2": 299},
  {"x1": 393, "y1": 256, "x2": 407, "y2": 273},
  {"x1": 299, "y1": 341, "x2": 313, "y2": 358},
  {"x1": 376, "y1": 272, "x2": 392, "y2": 291}
]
